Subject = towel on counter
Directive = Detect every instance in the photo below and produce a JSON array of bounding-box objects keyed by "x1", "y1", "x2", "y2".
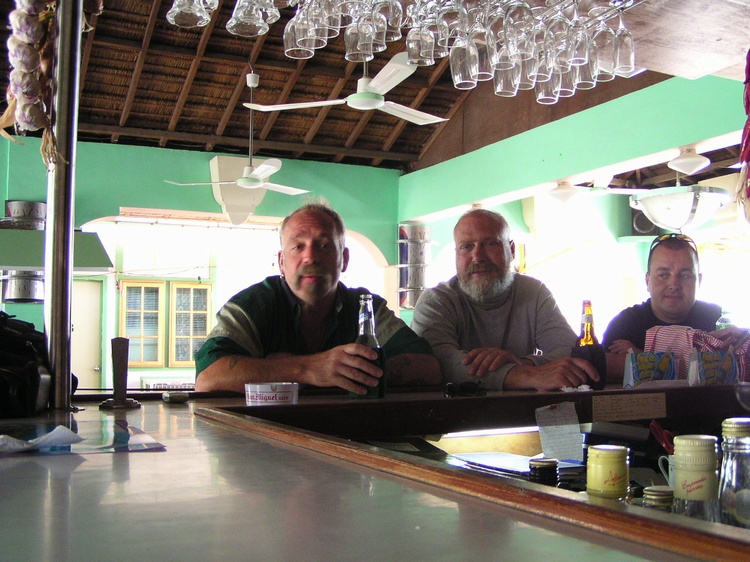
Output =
[{"x1": 645, "y1": 325, "x2": 750, "y2": 382}]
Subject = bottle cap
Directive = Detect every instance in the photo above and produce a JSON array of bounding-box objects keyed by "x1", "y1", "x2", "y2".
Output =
[
  {"x1": 722, "y1": 418, "x2": 750, "y2": 438},
  {"x1": 673, "y1": 435, "x2": 718, "y2": 468},
  {"x1": 588, "y1": 444, "x2": 629, "y2": 459},
  {"x1": 529, "y1": 458, "x2": 559, "y2": 469}
]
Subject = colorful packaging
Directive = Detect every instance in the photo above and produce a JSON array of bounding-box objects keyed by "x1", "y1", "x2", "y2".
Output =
[{"x1": 623, "y1": 351, "x2": 677, "y2": 388}]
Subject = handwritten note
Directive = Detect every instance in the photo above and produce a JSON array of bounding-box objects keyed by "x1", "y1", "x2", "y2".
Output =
[
  {"x1": 535, "y1": 402, "x2": 583, "y2": 462},
  {"x1": 592, "y1": 393, "x2": 666, "y2": 422}
]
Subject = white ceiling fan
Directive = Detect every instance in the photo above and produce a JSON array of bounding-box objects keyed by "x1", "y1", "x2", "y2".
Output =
[
  {"x1": 165, "y1": 72, "x2": 308, "y2": 196},
  {"x1": 244, "y1": 52, "x2": 447, "y2": 126}
]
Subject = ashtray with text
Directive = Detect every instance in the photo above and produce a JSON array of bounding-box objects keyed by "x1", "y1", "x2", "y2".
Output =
[{"x1": 245, "y1": 382, "x2": 299, "y2": 406}]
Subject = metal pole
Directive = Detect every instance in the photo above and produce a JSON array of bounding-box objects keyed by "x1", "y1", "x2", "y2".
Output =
[{"x1": 46, "y1": 0, "x2": 83, "y2": 410}]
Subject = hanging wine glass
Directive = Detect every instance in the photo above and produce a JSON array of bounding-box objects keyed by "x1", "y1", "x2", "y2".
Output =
[
  {"x1": 493, "y1": 62, "x2": 520, "y2": 97},
  {"x1": 284, "y1": 13, "x2": 315, "y2": 59},
  {"x1": 449, "y1": 34, "x2": 479, "y2": 90},
  {"x1": 485, "y1": 4, "x2": 515, "y2": 71},
  {"x1": 227, "y1": 0, "x2": 270, "y2": 37},
  {"x1": 468, "y1": 18, "x2": 494, "y2": 81},
  {"x1": 166, "y1": 0, "x2": 210, "y2": 28},
  {"x1": 614, "y1": 7, "x2": 635, "y2": 75},
  {"x1": 567, "y1": 0, "x2": 589, "y2": 67},
  {"x1": 503, "y1": 0, "x2": 534, "y2": 62},
  {"x1": 535, "y1": 63, "x2": 560, "y2": 105},
  {"x1": 406, "y1": 25, "x2": 435, "y2": 66},
  {"x1": 588, "y1": 6, "x2": 616, "y2": 82},
  {"x1": 344, "y1": 18, "x2": 374, "y2": 62},
  {"x1": 543, "y1": 3, "x2": 571, "y2": 73},
  {"x1": 437, "y1": 0, "x2": 469, "y2": 49}
]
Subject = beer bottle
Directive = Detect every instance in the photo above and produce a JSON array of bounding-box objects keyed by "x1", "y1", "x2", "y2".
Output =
[
  {"x1": 571, "y1": 300, "x2": 607, "y2": 390},
  {"x1": 350, "y1": 294, "x2": 387, "y2": 399}
]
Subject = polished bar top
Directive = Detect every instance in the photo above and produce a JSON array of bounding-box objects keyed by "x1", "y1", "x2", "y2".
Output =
[{"x1": 0, "y1": 389, "x2": 747, "y2": 561}]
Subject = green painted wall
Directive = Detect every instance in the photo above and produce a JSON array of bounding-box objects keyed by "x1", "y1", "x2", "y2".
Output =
[
  {"x1": 398, "y1": 75, "x2": 745, "y2": 223},
  {"x1": 1, "y1": 140, "x2": 403, "y2": 263}
]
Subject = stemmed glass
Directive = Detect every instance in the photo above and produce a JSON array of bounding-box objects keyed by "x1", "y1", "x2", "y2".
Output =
[
  {"x1": 227, "y1": 0, "x2": 270, "y2": 37},
  {"x1": 614, "y1": 8, "x2": 635, "y2": 75},
  {"x1": 588, "y1": 6, "x2": 615, "y2": 82},
  {"x1": 468, "y1": 18, "x2": 494, "y2": 81},
  {"x1": 449, "y1": 34, "x2": 479, "y2": 90},
  {"x1": 566, "y1": 0, "x2": 589, "y2": 67},
  {"x1": 543, "y1": 3, "x2": 571, "y2": 73},
  {"x1": 437, "y1": 0, "x2": 469, "y2": 49},
  {"x1": 503, "y1": 0, "x2": 534, "y2": 62},
  {"x1": 284, "y1": 13, "x2": 315, "y2": 59},
  {"x1": 406, "y1": 25, "x2": 435, "y2": 66},
  {"x1": 166, "y1": 0, "x2": 210, "y2": 28}
]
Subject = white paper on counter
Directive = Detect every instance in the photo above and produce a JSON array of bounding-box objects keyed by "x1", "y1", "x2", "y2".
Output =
[
  {"x1": 535, "y1": 402, "x2": 583, "y2": 462},
  {"x1": 0, "y1": 425, "x2": 84, "y2": 453}
]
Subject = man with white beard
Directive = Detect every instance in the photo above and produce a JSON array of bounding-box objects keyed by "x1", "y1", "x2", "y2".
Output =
[{"x1": 412, "y1": 209, "x2": 598, "y2": 391}]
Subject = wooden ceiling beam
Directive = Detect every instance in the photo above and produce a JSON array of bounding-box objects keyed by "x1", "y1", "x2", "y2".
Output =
[{"x1": 79, "y1": 123, "x2": 416, "y2": 162}]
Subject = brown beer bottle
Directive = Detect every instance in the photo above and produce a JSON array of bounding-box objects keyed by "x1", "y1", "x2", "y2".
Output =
[
  {"x1": 349, "y1": 294, "x2": 387, "y2": 399},
  {"x1": 572, "y1": 300, "x2": 607, "y2": 390}
]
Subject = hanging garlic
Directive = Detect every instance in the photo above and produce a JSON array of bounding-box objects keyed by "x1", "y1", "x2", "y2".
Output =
[
  {"x1": 9, "y1": 9, "x2": 45, "y2": 45},
  {"x1": 7, "y1": 35, "x2": 40, "y2": 72},
  {"x1": 15, "y1": 0, "x2": 49, "y2": 16},
  {"x1": 15, "y1": 101, "x2": 49, "y2": 132},
  {"x1": 9, "y1": 68, "x2": 42, "y2": 104}
]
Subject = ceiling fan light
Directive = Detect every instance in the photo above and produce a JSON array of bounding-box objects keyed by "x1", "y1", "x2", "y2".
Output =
[
  {"x1": 629, "y1": 184, "x2": 730, "y2": 231},
  {"x1": 347, "y1": 92, "x2": 385, "y2": 110},
  {"x1": 667, "y1": 148, "x2": 711, "y2": 176}
]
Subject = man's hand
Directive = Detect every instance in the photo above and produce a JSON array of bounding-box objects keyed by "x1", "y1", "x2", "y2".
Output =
[
  {"x1": 503, "y1": 356, "x2": 599, "y2": 391},
  {"x1": 462, "y1": 347, "x2": 522, "y2": 378},
  {"x1": 288, "y1": 344, "x2": 382, "y2": 395},
  {"x1": 196, "y1": 344, "x2": 382, "y2": 394},
  {"x1": 607, "y1": 339, "x2": 641, "y2": 354}
]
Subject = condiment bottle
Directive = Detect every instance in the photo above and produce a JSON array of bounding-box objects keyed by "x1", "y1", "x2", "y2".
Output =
[
  {"x1": 672, "y1": 435, "x2": 720, "y2": 522},
  {"x1": 349, "y1": 294, "x2": 386, "y2": 399},
  {"x1": 571, "y1": 300, "x2": 607, "y2": 390},
  {"x1": 586, "y1": 445, "x2": 629, "y2": 500},
  {"x1": 719, "y1": 418, "x2": 750, "y2": 527}
]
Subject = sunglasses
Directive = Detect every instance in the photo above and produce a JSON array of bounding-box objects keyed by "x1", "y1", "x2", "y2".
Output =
[
  {"x1": 648, "y1": 233, "x2": 698, "y2": 255},
  {"x1": 444, "y1": 381, "x2": 486, "y2": 398}
]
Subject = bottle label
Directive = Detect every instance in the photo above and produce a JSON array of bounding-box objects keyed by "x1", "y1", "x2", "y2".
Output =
[
  {"x1": 675, "y1": 470, "x2": 718, "y2": 500},
  {"x1": 581, "y1": 314, "x2": 593, "y2": 324}
]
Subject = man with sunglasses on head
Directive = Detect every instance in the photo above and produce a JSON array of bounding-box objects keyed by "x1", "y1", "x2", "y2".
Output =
[
  {"x1": 602, "y1": 233, "x2": 722, "y2": 379},
  {"x1": 412, "y1": 208, "x2": 599, "y2": 391}
]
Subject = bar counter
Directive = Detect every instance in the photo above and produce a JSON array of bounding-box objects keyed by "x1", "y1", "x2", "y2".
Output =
[{"x1": 1, "y1": 385, "x2": 749, "y2": 561}]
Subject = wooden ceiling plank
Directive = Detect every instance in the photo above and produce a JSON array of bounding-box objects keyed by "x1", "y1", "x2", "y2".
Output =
[
  {"x1": 303, "y1": 61, "x2": 359, "y2": 145},
  {"x1": 163, "y1": 4, "x2": 222, "y2": 146},
  {"x1": 259, "y1": 60, "x2": 308, "y2": 141},
  {"x1": 208, "y1": 32, "x2": 267, "y2": 151},
  {"x1": 118, "y1": 0, "x2": 163, "y2": 131},
  {"x1": 79, "y1": 123, "x2": 415, "y2": 161}
]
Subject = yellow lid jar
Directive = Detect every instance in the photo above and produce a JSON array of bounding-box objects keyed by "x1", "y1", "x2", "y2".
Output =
[{"x1": 586, "y1": 445, "x2": 630, "y2": 500}]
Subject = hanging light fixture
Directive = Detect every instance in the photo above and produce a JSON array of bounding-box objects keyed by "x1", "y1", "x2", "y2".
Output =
[
  {"x1": 629, "y1": 184, "x2": 731, "y2": 232},
  {"x1": 667, "y1": 148, "x2": 711, "y2": 176}
]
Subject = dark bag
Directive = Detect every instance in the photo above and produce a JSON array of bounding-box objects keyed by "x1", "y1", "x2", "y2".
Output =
[{"x1": 0, "y1": 311, "x2": 51, "y2": 418}]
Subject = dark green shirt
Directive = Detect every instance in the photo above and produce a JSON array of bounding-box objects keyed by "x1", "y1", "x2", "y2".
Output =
[{"x1": 195, "y1": 276, "x2": 433, "y2": 377}]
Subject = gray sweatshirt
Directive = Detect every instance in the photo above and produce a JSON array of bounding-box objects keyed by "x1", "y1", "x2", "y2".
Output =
[{"x1": 411, "y1": 273, "x2": 576, "y2": 389}]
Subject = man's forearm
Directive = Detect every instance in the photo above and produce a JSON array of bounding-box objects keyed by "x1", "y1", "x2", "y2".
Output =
[{"x1": 195, "y1": 354, "x2": 306, "y2": 392}]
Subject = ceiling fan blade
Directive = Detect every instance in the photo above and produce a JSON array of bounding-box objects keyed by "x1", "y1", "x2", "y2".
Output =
[
  {"x1": 264, "y1": 182, "x2": 309, "y2": 196},
  {"x1": 366, "y1": 52, "x2": 416, "y2": 95},
  {"x1": 244, "y1": 99, "x2": 346, "y2": 112},
  {"x1": 164, "y1": 180, "x2": 235, "y2": 186},
  {"x1": 252, "y1": 158, "x2": 282, "y2": 179},
  {"x1": 379, "y1": 102, "x2": 447, "y2": 125}
]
